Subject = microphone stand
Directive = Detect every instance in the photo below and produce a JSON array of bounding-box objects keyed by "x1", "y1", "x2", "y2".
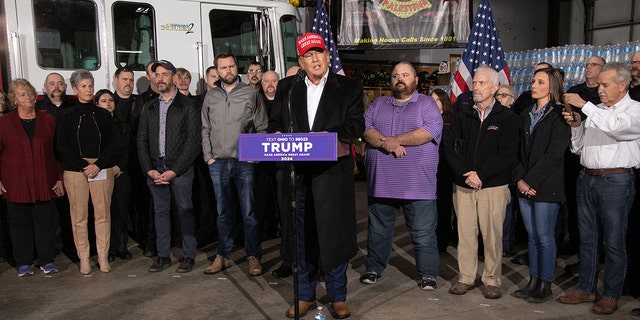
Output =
[{"x1": 287, "y1": 71, "x2": 304, "y2": 320}]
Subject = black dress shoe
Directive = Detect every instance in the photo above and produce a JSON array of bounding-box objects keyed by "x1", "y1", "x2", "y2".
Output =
[
  {"x1": 116, "y1": 250, "x2": 133, "y2": 260},
  {"x1": 143, "y1": 248, "x2": 157, "y2": 257},
  {"x1": 271, "y1": 264, "x2": 292, "y2": 278},
  {"x1": 176, "y1": 257, "x2": 195, "y2": 273},
  {"x1": 148, "y1": 257, "x2": 172, "y2": 272},
  {"x1": 631, "y1": 307, "x2": 640, "y2": 317}
]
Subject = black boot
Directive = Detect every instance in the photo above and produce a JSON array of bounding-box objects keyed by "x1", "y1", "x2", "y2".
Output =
[
  {"x1": 525, "y1": 280, "x2": 552, "y2": 303},
  {"x1": 512, "y1": 276, "x2": 539, "y2": 299}
]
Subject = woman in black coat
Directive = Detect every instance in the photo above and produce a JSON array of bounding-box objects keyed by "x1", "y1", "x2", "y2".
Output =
[{"x1": 511, "y1": 68, "x2": 570, "y2": 302}]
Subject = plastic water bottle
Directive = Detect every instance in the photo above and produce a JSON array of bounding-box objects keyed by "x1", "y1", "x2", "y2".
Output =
[{"x1": 314, "y1": 306, "x2": 326, "y2": 320}]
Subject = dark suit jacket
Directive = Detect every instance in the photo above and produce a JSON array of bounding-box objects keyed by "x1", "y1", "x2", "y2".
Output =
[{"x1": 269, "y1": 72, "x2": 365, "y2": 270}]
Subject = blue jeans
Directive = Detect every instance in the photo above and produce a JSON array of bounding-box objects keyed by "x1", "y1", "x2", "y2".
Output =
[
  {"x1": 576, "y1": 171, "x2": 635, "y2": 300},
  {"x1": 208, "y1": 159, "x2": 261, "y2": 259},
  {"x1": 296, "y1": 185, "x2": 348, "y2": 302},
  {"x1": 365, "y1": 198, "x2": 439, "y2": 278},
  {"x1": 147, "y1": 166, "x2": 196, "y2": 259},
  {"x1": 518, "y1": 198, "x2": 559, "y2": 281}
]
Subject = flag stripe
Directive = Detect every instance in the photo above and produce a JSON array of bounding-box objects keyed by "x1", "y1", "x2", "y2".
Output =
[
  {"x1": 312, "y1": 0, "x2": 344, "y2": 75},
  {"x1": 450, "y1": 0, "x2": 509, "y2": 102}
]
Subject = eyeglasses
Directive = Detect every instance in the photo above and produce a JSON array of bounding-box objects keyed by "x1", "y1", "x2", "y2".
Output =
[
  {"x1": 630, "y1": 61, "x2": 640, "y2": 65},
  {"x1": 496, "y1": 93, "x2": 512, "y2": 99},
  {"x1": 585, "y1": 63, "x2": 603, "y2": 68},
  {"x1": 247, "y1": 69, "x2": 262, "y2": 74}
]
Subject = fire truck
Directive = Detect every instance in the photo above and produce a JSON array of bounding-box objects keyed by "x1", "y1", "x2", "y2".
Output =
[{"x1": 0, "y1": 0, "x2": 298, "y2": 94}]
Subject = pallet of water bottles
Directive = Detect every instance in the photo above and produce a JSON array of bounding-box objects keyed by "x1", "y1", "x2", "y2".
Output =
[{"x1": 505, "y1": 41, "x2": 640, "y2": 97}]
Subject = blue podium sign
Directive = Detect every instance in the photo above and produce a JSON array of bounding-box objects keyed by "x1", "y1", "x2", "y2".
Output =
[{"x1": 238, "y1": 132, "x2": 338, "y2": 162}]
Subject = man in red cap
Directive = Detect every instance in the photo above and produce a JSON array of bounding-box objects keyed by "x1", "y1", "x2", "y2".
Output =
[{"x1": 269, "y1": 32, "x2": 364, "y2": 319}]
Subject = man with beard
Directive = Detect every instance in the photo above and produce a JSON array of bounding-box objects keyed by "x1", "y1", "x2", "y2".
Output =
[
  {"x1": 255, "y1": 70, "x2": 280, "y2": 241},
  {"x1": 113, "y1": 66, "x2": 136, "y2": 122},
  {"x1": 247, "y1": 61, "x2": 263, "y2": 89},
  {"x1": 201, "y1": 52, "x2": 268, "y2": 277},
  {"x1": 444, "y1": 65, "x2": 519, "y2": 299},
  {"x1": 109, "y1": 65, "x2": 136, "y2": 261},
  {"x1": 260, "y1": 70, "x2": 279, "y2": 108},
  {"x1": 137, "y1": 60, "x2": 201, "y2": 273},
  {"x1": 359, "y1": 61, "x2": 443, "y2": 291},
  {"x1": 268, "y1": 32, "x2": 364, "y2": 319},
  {"x1": 36, "y1": 73, "x2": 74, "y2": 116}
]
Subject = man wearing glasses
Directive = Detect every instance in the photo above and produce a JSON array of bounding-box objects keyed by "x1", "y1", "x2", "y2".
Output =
[
  {"x1": 628, "y1": 52, "x2": 640, "y2": 101},
  {"x1": 247, "y1": 61, "x2": 263, "y2": 90},
  {"x1": 561, "y1": 55, "x2": 605, "y2": 275}
]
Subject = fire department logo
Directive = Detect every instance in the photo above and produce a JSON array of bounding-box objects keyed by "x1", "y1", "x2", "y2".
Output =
[{"x1": 378, "y1": 0, "x2": 432, "y2": 18}]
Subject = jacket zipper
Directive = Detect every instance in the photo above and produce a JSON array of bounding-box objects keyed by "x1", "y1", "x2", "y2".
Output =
[{"x1": 77, "y1": 112, "x2": 102, "y2": 160}]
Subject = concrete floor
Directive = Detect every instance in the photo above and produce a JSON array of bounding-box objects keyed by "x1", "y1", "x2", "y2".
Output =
[{"x1": 1, "y1": 181, "x2": 639, "y2": 320}]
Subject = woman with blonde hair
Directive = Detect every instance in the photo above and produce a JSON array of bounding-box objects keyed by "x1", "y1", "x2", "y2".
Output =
[{"x1": 0, "y1": 79, "x2": 63, "y2": 276}]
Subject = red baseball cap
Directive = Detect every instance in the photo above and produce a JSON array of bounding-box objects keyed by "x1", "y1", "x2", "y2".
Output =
[{"x1": 296, "y1": 32, "x2": 327, "y2": 56}]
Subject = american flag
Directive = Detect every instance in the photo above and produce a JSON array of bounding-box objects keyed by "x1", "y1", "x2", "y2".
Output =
[
  {"x1": 312, "y1": 0, "x2": 344, "y2": 75},
  {"x1": 450, "y1": 0, "x2": 509, "y2": 101}
]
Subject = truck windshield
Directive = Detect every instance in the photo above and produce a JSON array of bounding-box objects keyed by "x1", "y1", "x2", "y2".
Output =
[{"x1": 209, "y1": 9, "x2": 272, "y2": 74}]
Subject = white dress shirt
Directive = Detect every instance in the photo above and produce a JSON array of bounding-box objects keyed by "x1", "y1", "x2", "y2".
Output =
[
  {"x1": 570, "y1": 93, "x2": 640, "y2": 169},
  {"x1": 305, "y1": 70, "x2": 329, "y2": 130}
]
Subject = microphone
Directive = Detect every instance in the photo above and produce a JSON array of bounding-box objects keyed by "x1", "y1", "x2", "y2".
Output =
[
  {"x1": 288, "y1": 68, "x2": 306, "y2": 133},
  {"x1": 295, "y1": 68, "x2": 306, "y2": 81}
]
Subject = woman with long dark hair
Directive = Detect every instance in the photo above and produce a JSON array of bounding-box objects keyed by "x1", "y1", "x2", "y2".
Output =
[
  {"x1": 512, "y1": 68, "x2": 570, "y2": 302},
  {"x1": 94, "y1": 89, "x2": 133, "y2": 261},
  {"x1": 431, "y1": 88, "x2": 455, "y2": 251}
]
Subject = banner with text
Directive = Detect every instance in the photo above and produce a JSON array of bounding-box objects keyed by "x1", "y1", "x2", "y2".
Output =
[
  {"x1": 238, "y1": 133, "x2": 338, "y2": 162},
  {"x1": 338, "y1": 0, "x2": 470, "y2": 49}
]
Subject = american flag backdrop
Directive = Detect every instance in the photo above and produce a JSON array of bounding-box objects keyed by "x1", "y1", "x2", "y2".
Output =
[
  {"x1": 312, "y1": 0, "x2": 344, "y2": 75},
  {"x1": 450, "y1": 0, "x2": 509, "y2": 101}
]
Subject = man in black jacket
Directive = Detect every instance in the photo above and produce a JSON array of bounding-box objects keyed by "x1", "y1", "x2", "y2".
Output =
[
  {"x1": 269, "y1": 32, "x2": 364, "y2": 319},
  {"x1": 137, "y1": 60, "x2": 202, "y2": 273},
  {"x1": 445, "y1": 65, "x2": 519, "y2": 300}
]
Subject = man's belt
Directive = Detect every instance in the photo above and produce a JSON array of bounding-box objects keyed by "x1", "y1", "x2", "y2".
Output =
[{"x1": 583, "y1": 168, "x2": 633, "y2": 176}]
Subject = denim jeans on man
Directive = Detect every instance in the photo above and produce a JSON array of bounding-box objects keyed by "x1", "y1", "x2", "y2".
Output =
[
  {"x1": 147, "y1": 166, "x2": 197, "y2": 259},
  {"x1": 209, "y1": 159, "x2": 261, "y2": 259},
  {"x1": 576, "y1": 171, "x2": 635, "y2": 300},
  {"x1": 365, "y1": 198, "x2": 439, "y2": 278},
  {"x1": 296, "y1": 185, "x2": 348, "y2": 302},
  {"x1": 518, "y1": 198, "x2": 560, "y2": 282}
]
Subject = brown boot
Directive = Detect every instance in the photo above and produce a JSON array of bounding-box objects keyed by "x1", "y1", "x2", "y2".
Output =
[
  {"x1": 247, "y1": 256, "x2": 263, "y2": 276},
  {"x1": 285, "y1": 301, "x2": 317, "y2": 318},
  {"x1": 79, "y1": 258, "x2": 92, "y2": 275},
  {"x1": 204, "y1": 255, "x2": 232, "y2": 274},
  {"x1": 556, "y1": 288, "x2": 596, "y2": 304},
  {"x1": 590, "y1": 297, "x2": 618, "y2": 315}
]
